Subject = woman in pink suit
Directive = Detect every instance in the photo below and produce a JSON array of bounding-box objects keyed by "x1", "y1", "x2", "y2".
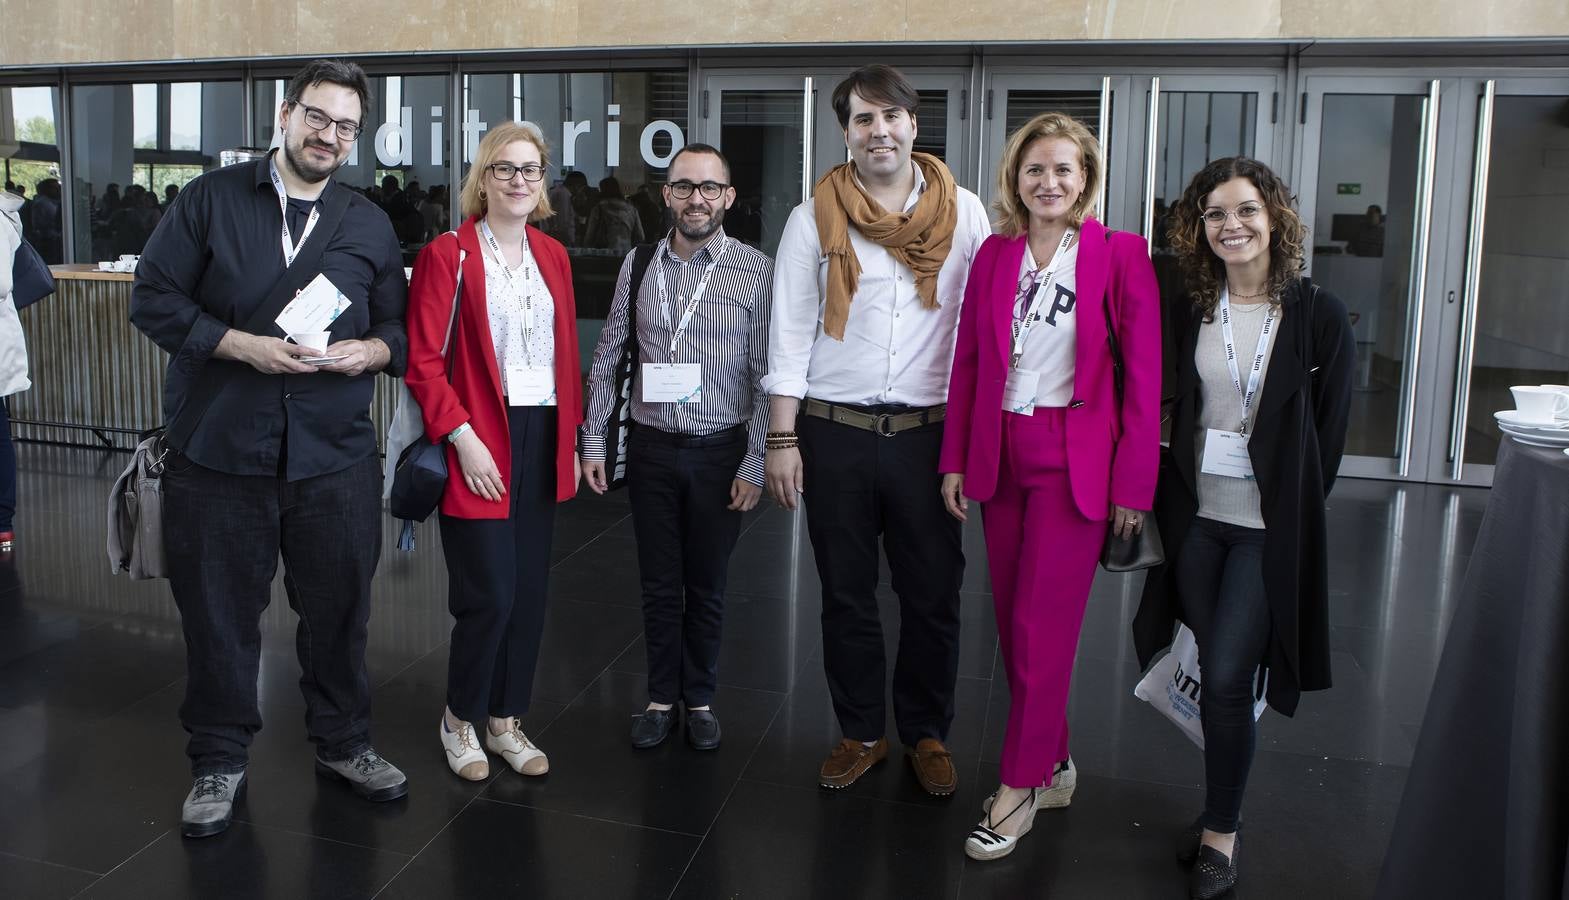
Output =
[{"x1": 940, "y1": 112, "x2": 1161, "y2": 861}]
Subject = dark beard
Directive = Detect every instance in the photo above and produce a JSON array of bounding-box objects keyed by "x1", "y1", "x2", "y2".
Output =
[
  {"x1": 675, "y1": 205, "x2": 725, "y2": 242},
  {"x1": 283, "y1": 137, "x2": 340, "y2": 184}
]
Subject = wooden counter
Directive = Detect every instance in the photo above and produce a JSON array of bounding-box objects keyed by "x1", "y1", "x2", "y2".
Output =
[{"x1": 49, "y1": 264, "x2": 136, "y2": 283}]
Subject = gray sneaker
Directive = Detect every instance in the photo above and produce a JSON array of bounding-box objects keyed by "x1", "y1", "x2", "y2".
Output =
[
  {"x1": 314, "y1": 748, "x2": 408, "y2": 802},
  {"x1": 181, "y1": 771, "x2": 245, "y2": 838}
]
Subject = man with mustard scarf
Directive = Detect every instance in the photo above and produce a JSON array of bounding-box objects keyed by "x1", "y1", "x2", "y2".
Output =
[{"x1": 761, "y1": 65, "x2": 990, "y2": 796}]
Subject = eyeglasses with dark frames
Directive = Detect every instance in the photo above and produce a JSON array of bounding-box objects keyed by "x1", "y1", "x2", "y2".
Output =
[
  {"x1": 667, "y1": 180, "x2": 729, "y2": 201},
  {"x1": 291, "y1": 102, "x2": 362, "y2": 141},
  {"x1": 488, "y1": 163, "x2": 546, "y2": 183}
]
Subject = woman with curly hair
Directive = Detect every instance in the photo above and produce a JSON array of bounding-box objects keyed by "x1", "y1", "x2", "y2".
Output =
[{"x1": 1132, "y1": 157, "x2": 1355, "y2": 898}]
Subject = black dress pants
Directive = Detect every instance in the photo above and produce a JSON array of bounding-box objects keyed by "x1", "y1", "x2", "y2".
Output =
[
  {"x1": 438, "y1": 406, "x2": 557, "y2": 725},
  {"x1": 798, "y1": 410, "x2": 965, "y2": 746},
  {"x1": 628, "y1": 425, "x2": 745, "y2": 708},
  {"x1": 163, "y1": 452, "x2": 383, "y2": 775}
]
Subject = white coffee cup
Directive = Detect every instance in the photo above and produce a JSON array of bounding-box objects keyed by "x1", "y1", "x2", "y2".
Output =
[
  {"x1": 1539, "y1": 385, "x2": 1569, "y2": 420},
  {"x1": 1510, "y1": 385, "x2": 1569, "y2": 424},
  {"x1": 286, "y1": 331, "x2": 332, "y2": 354}
]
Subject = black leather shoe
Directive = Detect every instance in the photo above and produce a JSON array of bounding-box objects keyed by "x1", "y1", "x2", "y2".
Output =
[
  {"x1": 630, "y1": 707, "x2": 678, "y2": 748},
  {"x1": 686, "y1": 708, "x2": 721, "y2": 750},
  {"x1": 1189, "y1": 831, "x2": 1240, "y2": 899}
]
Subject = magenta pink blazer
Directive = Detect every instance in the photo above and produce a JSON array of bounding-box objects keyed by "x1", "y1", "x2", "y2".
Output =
[{"x1": 939, "y1": 217, "x2": 1162, "y2": 520}]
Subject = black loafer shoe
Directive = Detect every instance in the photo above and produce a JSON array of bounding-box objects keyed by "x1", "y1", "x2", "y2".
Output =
[
  {"x1": 630, "y1": 707, "x2": 678, "y2": 748},
  {"x1": 686, "y1": 709, "x2": 721, "y2": 750},
  {"x1": 1189, "y1": 832, "x2": 1240, "y2": 899}
]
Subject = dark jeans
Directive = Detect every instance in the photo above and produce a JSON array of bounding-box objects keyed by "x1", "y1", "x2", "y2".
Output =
[
  {"x1": 163, "y1": 452, "x2": 383, "y2": 775},
  {"x1": 0, "y1": 398, "x2": 13, "y2": 530},
  {"x1": 1174, "y1": 515, "x2": 1271, "y2": 834},
  {"x1": 798, "y1": 410, "x2": 964, "y2": 746},
  {"x1": 438, "y1": 406, "x2": 556, "y2": 725},
  {"x1": 628, "y1": 424, "x2": 745, "y2": 708}
]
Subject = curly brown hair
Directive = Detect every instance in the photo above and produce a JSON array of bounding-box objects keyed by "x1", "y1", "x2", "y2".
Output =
[{"x1": 1167, "y1": 157, "x2": 1308, "y2": 321}]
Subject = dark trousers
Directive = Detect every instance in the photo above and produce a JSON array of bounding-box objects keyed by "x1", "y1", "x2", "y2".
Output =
[
  {"x1": 438, "y1": 406, "x2": 556, "y2": 725},
  {"x1": 0, "y1": 398, "x2": 13, "y2": 530},
  {"x1": 1174, "y1": 515, "x2": 1271, "y2": 834},
  {"x1": 628, "y1": 424, "x2": 745, "y2": 708},
  {"x1": 163, "y1": 452, "x2": 382, "y2": 775},
  {"x1": 798, "y1": 411, "x2": 965, "y2": 746}
]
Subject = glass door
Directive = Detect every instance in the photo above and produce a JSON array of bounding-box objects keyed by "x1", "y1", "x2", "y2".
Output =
[
  {"x1": 1436, "y1": 76, "x2": 1569, "y2": 485},
  {"x1": 1296, "y1": 75, "x2": 1454, "y2": 480}
]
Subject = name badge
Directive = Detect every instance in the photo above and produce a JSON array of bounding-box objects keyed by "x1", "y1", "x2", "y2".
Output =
[
  {"x1": 1201, "y1": 429, "x2": 1255, "y2": 479},
  {"x1": 505, "y1": 364, "x2": 556, "y2": 406},
  {"x1": 642, "y1": 363, "x2": 702, "y2": 404},
  {"x1": 1002, "y1": 368, "x2": 1041, "y2": 416}
]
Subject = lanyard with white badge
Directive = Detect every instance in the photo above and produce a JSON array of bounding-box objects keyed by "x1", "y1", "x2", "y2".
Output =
[
  {"x1": 1001, "y1": 228, "x2": 1075, "y2": 415},
  {"x1": 642, "y1": 236, "x2": 730, "y2": 404},
  {"x1": 269, "y1": 157, "x2": 320, "y2": 268},
  {"x1": 480, "y1": 219, "x2": 554, "y2": 405},
  {"x1": 1201, "y1": 286, "x2": 1277, "y2": 480}
]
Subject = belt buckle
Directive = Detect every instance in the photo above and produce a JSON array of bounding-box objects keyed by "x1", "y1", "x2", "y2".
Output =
[{"x1": 874, "y1": 413, "x2": 897, "y2": 437}]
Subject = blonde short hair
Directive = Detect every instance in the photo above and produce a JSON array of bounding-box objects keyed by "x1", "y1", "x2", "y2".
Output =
[
  {"x1": 992, "y1": 112, "x2": 1102, "y2": 237},
  {"x1": 460, "y1": 120, "x2": 555, "y2": 222}
]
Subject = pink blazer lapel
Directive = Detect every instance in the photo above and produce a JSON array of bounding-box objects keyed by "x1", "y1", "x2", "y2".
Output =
[
  {"x1": 992, "y1": 235, "x2": 1029, "y2": 364},
  {"x1": 1073, "y1": 217, "x2": 1110, "y2": 401}
]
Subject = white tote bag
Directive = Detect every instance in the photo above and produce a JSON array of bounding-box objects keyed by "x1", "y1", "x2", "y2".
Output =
[{"x1": 1133, "y1": 624, "x2": 1267, "y2": 749}]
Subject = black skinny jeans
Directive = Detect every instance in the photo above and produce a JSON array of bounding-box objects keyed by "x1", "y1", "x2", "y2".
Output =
[{"x1": 1174, "y1": 515, "x2": 1271, "y2": 834}]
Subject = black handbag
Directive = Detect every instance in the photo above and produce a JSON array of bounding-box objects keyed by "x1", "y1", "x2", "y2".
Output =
[
  {"x1": 1100, "y1": 230, "x2": 1164, "y2": 572},
  {"x1": 389, "y1": 256, "x2": 463, "y2": 526},
  {"x1": 10, "y1": 233, "x2": 54, "y2": 310},
  {"x1": 603, "y1": 242, "x2": 657, "y2": 490}
]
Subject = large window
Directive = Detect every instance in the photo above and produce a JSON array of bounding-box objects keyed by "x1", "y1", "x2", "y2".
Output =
[
  {"x1": 70, "y1": 80, "x2": 244, "y2": 262},
  {"x1": 2, "y1": 85, "x2": 64, "y2": 262}
]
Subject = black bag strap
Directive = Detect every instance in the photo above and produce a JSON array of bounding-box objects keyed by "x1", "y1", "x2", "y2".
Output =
[
  {"x1": 167, "y1": 179, "x2": 353, "y2": 450},
  {"x1": 624, "y1": 242, "x2": 658, "y2": 358}
]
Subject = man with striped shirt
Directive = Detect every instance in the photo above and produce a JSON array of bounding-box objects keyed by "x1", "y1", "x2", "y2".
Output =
[{"x1": 581, "y1": 143, "x2": 773, "y2": 751}]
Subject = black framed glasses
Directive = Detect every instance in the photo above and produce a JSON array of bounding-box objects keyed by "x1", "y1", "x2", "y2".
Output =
[
  {"x1": 292, "y1": 102, "x2": 362, "y2": 141},
  {"x1": 1202, "y1": 203, "x2": 1264, "y2": 227},
  {"x1": 488, "y1": 162, "x2": 546, "y2": 183},
  {"x1": 667, "y1": 180, "x2": 729, "y2": 200}
]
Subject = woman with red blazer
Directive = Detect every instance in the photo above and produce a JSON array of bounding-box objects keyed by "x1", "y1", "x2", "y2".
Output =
[
  {"x1": 405, "y1": 121, "x2": 582, "y2": 783},
  {"x1": 940, "y1": 112, "x2": 1161, "y2": 861}
]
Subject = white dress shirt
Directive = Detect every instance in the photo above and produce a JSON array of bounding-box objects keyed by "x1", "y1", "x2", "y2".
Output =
[{"x1": 763, "y1": 165, "x2": 991, "y2": 407}]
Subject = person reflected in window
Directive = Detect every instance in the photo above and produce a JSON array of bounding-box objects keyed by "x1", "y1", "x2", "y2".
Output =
[
  {"x1": 405, "y1": 121, "x2": 583, "y2": 785},
  {"x1": 1134, "y1": 157, "x2": 1355, "y2": 899},
  {"x1": 1348, "y1": 204, "x2": 1384, "y2": 257},
  {"x1": 29, "y1": 178, "x2": 61, "y2": 264},
  {"x1": 584, "y1": 177, "x2": 644, "y2": 255},
  {"x1": 163, "y1": 183, "x2": 181, "y2": 211},
  {"x1": 940, "y1": 112, "x2": 1161, "y2": 861},
  {"x1": 419, "y1": 184, "x2": 449, "y2": 241}
]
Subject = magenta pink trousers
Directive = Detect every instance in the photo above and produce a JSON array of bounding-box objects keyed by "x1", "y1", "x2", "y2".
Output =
[{"x1": 982, "y1": 408, "x2": 1105, "y2": 788}]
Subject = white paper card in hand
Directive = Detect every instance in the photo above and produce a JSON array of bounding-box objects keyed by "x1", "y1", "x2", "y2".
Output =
[
  {"x1": 1002, "y1": 368, "x2": 1041, "y2": 415},
  {"x1": 1201, "y1": 429, "x2": 1255, "y2": 479},
  {"x1": 642, "y1": 363, "x2": 702, "y2": 403},
  {"x1": 506, "y1": 365, "x2": 556, "y2": 406},
  {"x1": 275, "y1": 273, "x2": 352, "y2": 336}
]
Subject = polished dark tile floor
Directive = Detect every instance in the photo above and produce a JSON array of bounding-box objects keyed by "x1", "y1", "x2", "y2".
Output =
[{"x1": 0, "y1": 443, "x2": 1487, "y2": 899}]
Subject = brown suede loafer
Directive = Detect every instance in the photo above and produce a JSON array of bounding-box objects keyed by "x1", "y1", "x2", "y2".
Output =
[
  {"x1": 907, "y1": 737, "x2": 958, "y2": 796},
  {"x1": 818, "y1": 737, "x2": 888, "y2": 789}
]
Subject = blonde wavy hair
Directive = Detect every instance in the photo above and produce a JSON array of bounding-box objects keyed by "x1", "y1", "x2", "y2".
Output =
[
  {"x1": 460, "y1": 120, "x2": 554, "y2": 222},
  {"x1": 992, "y1": 111, "x2": 1102, "y2": 236},
  {"x1": 1168, "y1": 156, "x2": 1308, "y2": 321}
]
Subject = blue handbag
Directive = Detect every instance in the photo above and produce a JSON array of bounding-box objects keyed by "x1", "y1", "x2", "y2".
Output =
[{"x1": 10, "y1": 235, "x2": 55, "y2": 310}]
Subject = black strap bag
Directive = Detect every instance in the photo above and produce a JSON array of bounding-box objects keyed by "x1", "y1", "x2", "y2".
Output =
[
  {"x1": 603, "y1": 243, "x2": 658, "y2": 490},
  {"x1": 10, "y1": 234, "x2": 55, "y2": 310},
  {"x1": 388, "y1": 253, "x2": 464, "y2": 531}
]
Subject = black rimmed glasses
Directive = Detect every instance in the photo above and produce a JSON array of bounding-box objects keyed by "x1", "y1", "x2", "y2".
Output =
[
  {"x1": 292, "y1": 102, "x2": 362, "y2": 141},
  {"x1": 667, "y1": 180, "x2": 729, "y2": 200},
  {"x1": 488, "y1": 163, "x2": 546, "y2": 183},
  {"x1": 1202, "y1": 203, "x2": 1264, "y2": 227}
]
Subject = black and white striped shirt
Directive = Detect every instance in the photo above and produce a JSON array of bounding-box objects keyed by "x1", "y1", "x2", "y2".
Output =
[{"x1": 581, "y1": 228, "x2": 774, "y2": 485}]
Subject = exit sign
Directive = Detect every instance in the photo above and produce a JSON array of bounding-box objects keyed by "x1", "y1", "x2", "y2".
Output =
[{"x1": 1336, "y1": 183, "x2": 1362, "y2": 195}]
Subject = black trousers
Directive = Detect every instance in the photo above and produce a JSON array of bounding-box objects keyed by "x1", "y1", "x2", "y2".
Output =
[
  {"x1": 164, "y1": 452, "x2": 382, "y2": 775},
  {"x1": 438, "y1": 406, "x2": 556, "y2": 725},
  {"x1": 798, "y1": 411, "x2": 965, "y2": 746},
  {"x1": 1174, "y1": 515, "x2": 1272, "y2": 834},
  {"x1": 628, "y1": 425, "x2": 746, "y2": 708}
]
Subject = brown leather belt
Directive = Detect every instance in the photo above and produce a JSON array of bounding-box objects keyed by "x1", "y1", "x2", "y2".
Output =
[{"x1": 802, "y1": 399, "x2": 946, "y2": 437}]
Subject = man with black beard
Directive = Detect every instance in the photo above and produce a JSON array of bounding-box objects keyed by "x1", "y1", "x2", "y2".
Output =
[
  {"x1": 131, "y1": 59, "x2": 409, "y2": 838},
  {"x1": 580, "y1": 144, "x2": 773, "y2": 751}
]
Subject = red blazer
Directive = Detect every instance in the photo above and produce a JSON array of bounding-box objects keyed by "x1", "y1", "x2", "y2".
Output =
[
  {"x1": 939, "y1": 217, "x2": 1161, "y2": 520},
  {"x1": 405, "y1": 216, "x2": 582, "y2": 516}
]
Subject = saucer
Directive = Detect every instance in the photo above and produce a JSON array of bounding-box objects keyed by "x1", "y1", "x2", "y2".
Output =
[
  {"x1": 1494, "y1": 410, "x2": 1569, "y2": 437},
  {"x1": 1507, "y1": 432, "x2": 1569, "y2": 448}
]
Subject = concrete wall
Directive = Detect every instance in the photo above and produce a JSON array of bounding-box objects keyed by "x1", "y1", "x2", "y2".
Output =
[{"x1": 3, "y1": 0, "x2": 1568, "y2": 68}]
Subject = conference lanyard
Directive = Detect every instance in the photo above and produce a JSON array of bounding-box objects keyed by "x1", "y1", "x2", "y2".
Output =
[
  {"x1": 268, "y1": 157, "x2": 320, "y2": 268},
  {"x1": 1009, "y1": 228, "x2": 1076, "y2": 369},
  {"x1": 480, "y1": 219, "x2": 541, "y2": 365},
  {"x1": 654, "y1": 236, "x2": 731, "y2": 361},
  {"x1": 1219, "y1": 286, "x2": 1277, "y2": 436}
]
